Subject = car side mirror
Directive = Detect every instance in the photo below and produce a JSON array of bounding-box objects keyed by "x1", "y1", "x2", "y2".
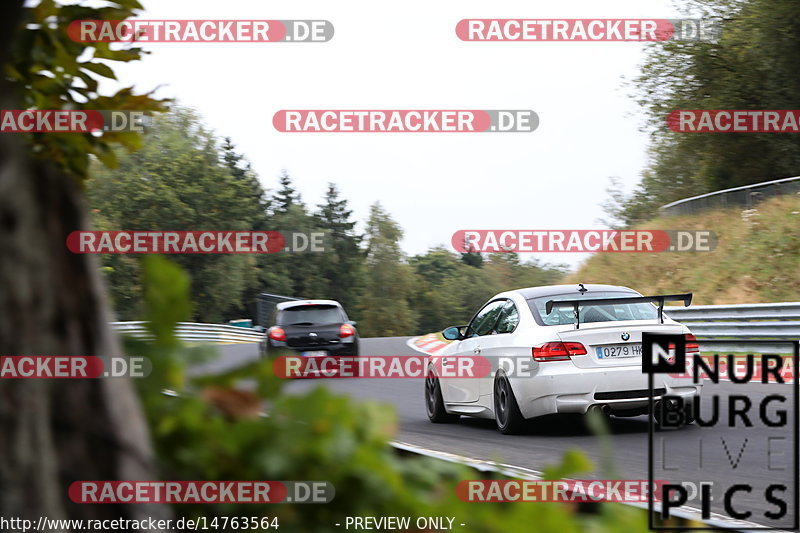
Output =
[
  {"x1": 347, "y1": 320, "x2": 357, "y2": 326},
  {"x1": 442, "y1": 326, "x2": 464, "y2": 341}
]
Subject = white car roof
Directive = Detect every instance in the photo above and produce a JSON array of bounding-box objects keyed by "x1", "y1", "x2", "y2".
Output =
[{"x1": 500, "y1": 284, "x2": 640, "y2": 301}]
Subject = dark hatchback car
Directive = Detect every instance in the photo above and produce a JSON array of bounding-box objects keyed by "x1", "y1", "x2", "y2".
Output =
[{"x1": 261, "y1": 299, "x2": 359, "y2": 358}]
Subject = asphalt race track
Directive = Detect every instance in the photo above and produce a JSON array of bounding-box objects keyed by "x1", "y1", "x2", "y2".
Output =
[{"x1": 215, "y1": 338, "x2": 797, "y2": 529}]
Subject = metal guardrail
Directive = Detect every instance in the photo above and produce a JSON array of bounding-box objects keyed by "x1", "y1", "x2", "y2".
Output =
[
  {"x1": 664, "y1": 302, "x2": 800, "y2": 353},
  {"x1": 659, "y1": 175, "x2": 800, "y2": 217},
  {"x1": 111, "y1": 321, "x2": 264, "y2": 344},
  {"x1": 389, "y1": 441, "x2": 760, "y2": 532},
  {"x1": 112, "y1": 302, "x2": 800, "y2": 350}
]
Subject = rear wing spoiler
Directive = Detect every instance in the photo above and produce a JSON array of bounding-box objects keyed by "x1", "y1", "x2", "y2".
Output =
[{"x1": 544, "y1": 293, "x2": 692, "y2": 329}]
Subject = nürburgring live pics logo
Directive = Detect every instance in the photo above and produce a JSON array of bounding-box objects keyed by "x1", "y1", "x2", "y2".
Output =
[{"x1": 643, "y1": 333, "x2": 798, "y2": 531}]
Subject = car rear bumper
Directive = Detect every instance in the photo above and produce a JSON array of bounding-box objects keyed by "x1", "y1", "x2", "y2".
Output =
[
  {"x1": 508, "y1": 363, "x2": 701, "y2": 418},
  {"x1": 265, "y1": 339, "x2": 358, "y2": 357}
]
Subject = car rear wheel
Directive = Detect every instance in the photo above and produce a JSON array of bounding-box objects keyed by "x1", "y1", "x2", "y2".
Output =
[
  {"x1": 425, "y1": 371, "x2": 459, "y2": 423},
  {"x1": 653, "y1": 397, "x2": 694, "y2": 429},
  {"x1": 494, "y1": 373, "x2": 526, "y2": 434}
]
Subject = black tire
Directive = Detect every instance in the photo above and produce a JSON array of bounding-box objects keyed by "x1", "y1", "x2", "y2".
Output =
[
  {"x1": 683, "y1": 398, "x2": 696, "y2": 425},
  {"x1": 425, "y1": 371, "x2": 459, "y2": 423},
  {"x1": 494, "y1": 373, "x2": 527, "y2": 434},
  {"x1": 653, "y1": 398, "x2": 691, "y2": 429}
]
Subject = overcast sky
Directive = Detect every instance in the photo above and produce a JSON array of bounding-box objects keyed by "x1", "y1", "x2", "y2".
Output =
[{"x1": 105, "y1": 0, "x2": 682, "y2": 270}]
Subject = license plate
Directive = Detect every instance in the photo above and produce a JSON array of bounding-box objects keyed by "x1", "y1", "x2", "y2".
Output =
[
  {"x1": 595, "y1": 344, "x2": 642, "y2": 359},
  {"x1": 301, "y1": 351, "x2": 327, "y2": 357}
]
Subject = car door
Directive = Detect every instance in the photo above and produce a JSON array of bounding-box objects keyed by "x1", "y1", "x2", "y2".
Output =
[
  {"x1": 442, "y1": 299, "x2": 506, "y2": 403},
  {"x1": 479, "y1": 299, "x2": 522, "y2": 397}
]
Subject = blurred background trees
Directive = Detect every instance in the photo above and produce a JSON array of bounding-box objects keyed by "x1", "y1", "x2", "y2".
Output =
[
  {"x1": 87, "y1": 107, "x2": 565, "y2": 334},
  {"x1": 88, "y1": 109, "x2": 263, "y2": 323},
  {"x1": 611, "y1": 0, "x2": 800, "y2": 225}
]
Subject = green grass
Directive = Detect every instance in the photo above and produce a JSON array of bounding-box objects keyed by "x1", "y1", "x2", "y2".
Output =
[{"x1": 570, "y1": 195, "x2": 800, "y2": 305}]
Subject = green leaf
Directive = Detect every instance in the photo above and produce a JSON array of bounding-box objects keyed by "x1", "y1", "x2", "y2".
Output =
[
  {"x1": 541, "y1": 448, "x2": 594, "y2": 480},
  {"x1": 80, "y1": 61, "x2": 116, "y2": 80}
]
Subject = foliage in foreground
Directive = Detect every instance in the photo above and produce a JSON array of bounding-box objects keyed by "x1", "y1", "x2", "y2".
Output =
[{"x1": 7, "y1": 0, "x2": 167, "y2": 181}]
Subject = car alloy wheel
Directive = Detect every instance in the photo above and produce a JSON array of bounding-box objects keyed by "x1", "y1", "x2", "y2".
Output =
[
  {"x1": 493, "y1": 373, "x2": 526, "y2": 434},
  {"x1": 425, "y1": 370, "x2": 459, "y2": 423}
]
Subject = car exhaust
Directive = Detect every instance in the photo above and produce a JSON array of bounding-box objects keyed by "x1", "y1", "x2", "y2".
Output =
[{"x1": 588, "y1": 404, "x2": 611, "y2": 416}]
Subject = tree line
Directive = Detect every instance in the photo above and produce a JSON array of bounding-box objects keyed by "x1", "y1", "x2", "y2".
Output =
[
  {"x1": 87, "y1": 108, "x2": 565, "y2": 336},
  {"x1": 607, "y1": 0, "x2": 800, "y2": 226}
]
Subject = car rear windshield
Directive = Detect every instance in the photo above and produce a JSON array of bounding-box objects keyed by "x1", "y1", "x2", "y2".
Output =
[
  {"x1": 278, "y1": 305, "x2": 343, "y2": 326},
  {"x1": 527, "y1": 291, "x2": 659, "y2": 326}
]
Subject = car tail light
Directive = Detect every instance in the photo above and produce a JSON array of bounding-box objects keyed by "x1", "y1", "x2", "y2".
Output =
[
  {"x1": 532, "y1": 341, "x2": 587, "y2": 362},
  {"x1": 268, "y1": 326, "x2": 286, "y2": 342},
  {"x1": 339, "y1": 323, "x2": 355, "y2": 338},
  {"x1": 685, "y1": 333, "x2": 699, "y2": 353}
]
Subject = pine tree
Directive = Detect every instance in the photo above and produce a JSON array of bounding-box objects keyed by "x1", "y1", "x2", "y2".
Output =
[
  {"x1": 221, "y1": 137, "x2": 269, "y2": 229},
  {"x1": 314, "y1": 183, "x2": 364, "y2": 312},
  {"x1": 274, "y1": 170, "x2": 299, "y2": 215},
  {"x1": 358, "y1": 203, "x2": 416, "y2": 336}
]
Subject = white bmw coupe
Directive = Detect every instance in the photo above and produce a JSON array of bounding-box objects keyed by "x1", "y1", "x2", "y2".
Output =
[{"x1": 425, "y1": 284, "x2": 702, "y2": 434}]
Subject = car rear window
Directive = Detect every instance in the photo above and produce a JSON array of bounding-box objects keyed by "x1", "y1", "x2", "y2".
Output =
[
  {"x1": 527, "y1": 291, "x2": 659, "y2": 326},
  {"x1": 278, "y1": 305, "x2": 343, "y2": 326}
]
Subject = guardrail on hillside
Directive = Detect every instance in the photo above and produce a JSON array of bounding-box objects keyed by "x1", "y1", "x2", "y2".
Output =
[
  {"x1": 111, "y1": 321, "x2": 264, "y2": 344},
  {"x1": 113, "y1": 302, "x2": 800, "y2": 351},
  {"x1": 664, "y1": 302, "x2": 800, "y2": 353},
  {"x1": 659, "y1": 175, "x2": 800, "y2": 217}
]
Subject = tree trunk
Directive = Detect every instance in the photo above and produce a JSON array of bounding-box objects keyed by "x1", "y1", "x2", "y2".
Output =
[{"x1": 0, "y1": 3, "x2": 171, "y2": 528}]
